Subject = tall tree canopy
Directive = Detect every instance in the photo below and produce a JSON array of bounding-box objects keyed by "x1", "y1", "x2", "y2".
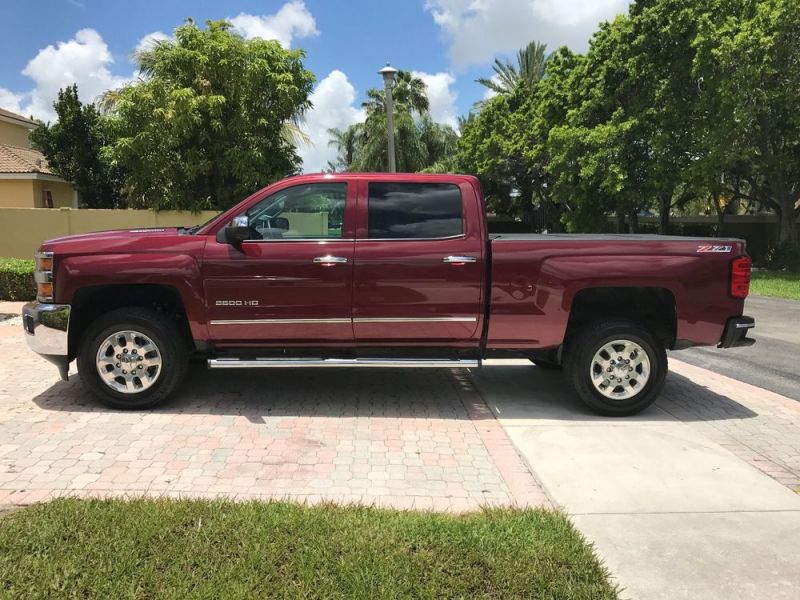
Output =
[
  {"x1": 693, "y1": 0, "x2": 800, "y2": 247},
  {"x1": 102, "y1": 19, "x2": 315, "y2": 210},
  {"x1": 454, "y1": 0, "x2": 799, "y2": 252}
]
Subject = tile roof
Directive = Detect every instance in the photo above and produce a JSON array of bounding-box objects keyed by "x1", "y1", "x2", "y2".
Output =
[
  {"x1": 0, "y1": 144, "x2": 55, "y2": 175},
  {"x1": 0, "y1": 107, "x2": 37, "y2": 127}
]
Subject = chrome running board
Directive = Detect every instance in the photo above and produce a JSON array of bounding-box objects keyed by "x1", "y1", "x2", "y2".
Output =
[{"x1": 207, "y1": 357, "x2": 480, "y2": 369}]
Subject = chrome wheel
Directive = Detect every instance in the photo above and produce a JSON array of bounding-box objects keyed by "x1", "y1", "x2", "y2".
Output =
[
  {"x1": 590, "y1": 339, "x2": 650, "y2": 400},
  {"x1": 95, "y1": 330, "x2": 162, "y2": 394}
]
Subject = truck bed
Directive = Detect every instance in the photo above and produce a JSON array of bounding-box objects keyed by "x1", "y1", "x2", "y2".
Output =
[{"x1": 486, "y1": 233, "x2": 748, "y2": 350}]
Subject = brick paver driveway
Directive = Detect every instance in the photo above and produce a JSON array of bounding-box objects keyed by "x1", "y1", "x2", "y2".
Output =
[
  {"x1": 0, "y1": 312, "x2": 546, "y2": 511},
  {"x1": 2, "y1": 301, "x2": 798, "y2": 510}
]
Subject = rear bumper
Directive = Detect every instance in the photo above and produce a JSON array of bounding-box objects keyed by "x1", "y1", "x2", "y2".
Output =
[
  {"x1": 718, "y1": 315, "x2": 755, "y2": 348},
  {"x1": 22, "y1": 302, "x2": 71, "y2": 380}
]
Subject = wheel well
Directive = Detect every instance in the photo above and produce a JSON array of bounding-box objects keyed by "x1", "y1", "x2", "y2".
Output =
[
  {"x1": 68, "y1": 284, "x2": 192, "y2": 359},
  {"x1": 565, "y1": 287, "x2": 677, "y2": 348}
]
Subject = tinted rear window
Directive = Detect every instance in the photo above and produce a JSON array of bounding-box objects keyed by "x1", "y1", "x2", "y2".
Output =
[{"x1": 367, "y1": 182, "x2": 463, "y2": 239}]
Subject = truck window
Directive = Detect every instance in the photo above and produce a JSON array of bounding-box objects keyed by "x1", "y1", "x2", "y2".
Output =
[
  {"x1": 367, "y1": 182, "x2": 463, "y2": 239},
  {"x1": 245, "y1": 183, "x2": 346, "y2": 240}
]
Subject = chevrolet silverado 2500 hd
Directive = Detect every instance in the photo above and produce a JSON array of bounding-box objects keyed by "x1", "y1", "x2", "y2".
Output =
[{"x1": 22, "y1": 173, "x2": 755, "y2": 415}]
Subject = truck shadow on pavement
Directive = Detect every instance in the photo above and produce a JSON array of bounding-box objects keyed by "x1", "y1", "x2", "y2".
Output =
[
  {"x1": 466, "y1": 364, "x2": 757, "y2": 423},
  {"x1": 31, "y1": 363, "x2": 757, "y2": 423}
]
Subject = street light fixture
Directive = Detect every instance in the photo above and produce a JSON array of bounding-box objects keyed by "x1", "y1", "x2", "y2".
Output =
[{"x1": 378, "y1": 63, "x2": 399, "y2": 173}]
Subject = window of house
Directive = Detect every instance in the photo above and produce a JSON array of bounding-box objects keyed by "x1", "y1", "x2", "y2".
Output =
[
  {"x1": 42, "y1": 190, "x2": 54, "y2": 208},
  {"x1": 367, "y1": 182, "x2": 463, "y2": 239},
  {"x1": 244, "y1": 183, "x2": 347, "y2": 240}
]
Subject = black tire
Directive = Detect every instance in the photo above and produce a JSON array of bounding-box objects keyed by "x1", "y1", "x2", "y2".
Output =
[
  {"x1": 77, "y1": 307, "x2": 189, "y2": 410},
  {"x1": 564, "y1": 319, "x2": 667, "y2": 416}
]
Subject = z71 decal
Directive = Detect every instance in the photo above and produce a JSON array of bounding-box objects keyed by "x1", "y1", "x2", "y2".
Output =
[{"x1": 696, "y1": 244, "x2": 733, "y2": 253}]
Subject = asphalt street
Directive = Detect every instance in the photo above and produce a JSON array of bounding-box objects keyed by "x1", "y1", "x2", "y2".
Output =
[{"x1": 672, "y1": 295, "x2": 800, "y2": 401}]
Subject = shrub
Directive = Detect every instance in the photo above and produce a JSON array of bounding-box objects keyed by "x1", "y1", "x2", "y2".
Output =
[{"x1": 0, "y1": 258, "x2": 36, "y2": 301}]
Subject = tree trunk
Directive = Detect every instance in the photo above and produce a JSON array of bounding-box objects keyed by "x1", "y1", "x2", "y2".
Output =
[
  {"x1": 658, "y1": 195, "x2": 670, "y2": 235},
  {"x1": 519, "y1": 187, "x2": 535, "y2": 232},
  {"x1": 775, "y1": 200, "x2": 798, "y2": 247},
  {"x1": 628, "y1": 209, "x2": 639, "y2": 234},
  {"x1": 615, "y1": 210, "x2": 625, "y2": 233},
  {"x1": 712, "y1": 192, "x2": 725, "y2": 237}
]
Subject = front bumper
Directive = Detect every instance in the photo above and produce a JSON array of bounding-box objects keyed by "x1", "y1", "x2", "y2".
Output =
[
  {"x1": 718, "y1": 315, "x2": 755, "y2": 348},
  {"x1": 22, "y1": 302, "x2": 71, "y2": 379}
]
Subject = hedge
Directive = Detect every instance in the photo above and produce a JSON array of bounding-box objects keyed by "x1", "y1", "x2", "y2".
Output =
[{"x1": 0, "y1": 258, "x2": 36, "y2": 301}]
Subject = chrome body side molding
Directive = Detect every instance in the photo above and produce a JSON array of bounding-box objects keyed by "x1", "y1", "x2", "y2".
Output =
[
  {"x1": 210, "y1": 316, "x2": 477, "y2": 325},
  {"x1": 208, "y1": 358, "x2": 480, "y2": 369}
]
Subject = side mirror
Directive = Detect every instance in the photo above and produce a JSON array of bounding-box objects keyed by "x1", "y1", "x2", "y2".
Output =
[
  {"x1": 273, "y1": 216, "x2": 290, "y2": 231},
  {"x1": 217, "y1": 215, "x2": 251, "y2": 246}
]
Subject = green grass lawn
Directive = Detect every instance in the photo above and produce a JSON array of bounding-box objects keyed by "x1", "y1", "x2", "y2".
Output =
[
  {"x1": 750, "y1": 270, "x2": 800, "y2": 300},
  {"x1": 0, "y1": 498, "x2": 619, "y2": 599}
]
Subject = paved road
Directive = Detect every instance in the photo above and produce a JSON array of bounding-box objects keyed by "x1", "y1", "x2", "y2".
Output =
[{"x1": 673, "y1": 295, "x2": 800, "y2": 400}]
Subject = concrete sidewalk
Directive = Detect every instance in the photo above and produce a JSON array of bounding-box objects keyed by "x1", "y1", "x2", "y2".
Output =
[{"x1": 473, "y1": 359, "x2": 800, "y2": 600}]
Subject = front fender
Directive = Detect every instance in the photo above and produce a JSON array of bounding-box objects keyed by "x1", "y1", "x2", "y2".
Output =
[{"x1": 56, "y1": 253, "x2": 208, "y2": 341}]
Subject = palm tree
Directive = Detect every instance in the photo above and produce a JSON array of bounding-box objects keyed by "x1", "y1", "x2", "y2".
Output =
[
  {"x1": 326, "y1": 124, "x2": 362, "y2": 171},
  {"x1": 361, "y1": 70, "x2": 430, "y2": 117},
  {"x1": 477, "y1": 41, "x2": 549, "y2": 96},
  {"x1": 326, "y1": 71, "x2": 461, "y2": 173}
]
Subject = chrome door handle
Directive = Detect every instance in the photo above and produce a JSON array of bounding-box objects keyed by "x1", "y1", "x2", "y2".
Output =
[
  {"x1": 313, "y1": 255, "x2": 348, "y2": 265},
  {"x1": 442, "y1": 255, "x2": 477, "y2": 264}
]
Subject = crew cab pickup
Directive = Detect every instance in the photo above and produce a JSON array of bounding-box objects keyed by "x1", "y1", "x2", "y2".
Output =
[{"x1": 22, "y1": 173, "x2": 755, "y2": 415}]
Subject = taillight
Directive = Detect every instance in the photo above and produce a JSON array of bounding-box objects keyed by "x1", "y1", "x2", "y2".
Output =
[{"x1": 730, "y1": 256, "x2": 751, "y2": 298}]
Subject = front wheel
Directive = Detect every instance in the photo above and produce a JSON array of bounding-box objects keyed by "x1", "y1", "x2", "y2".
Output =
[
  {"x1": 564, "y1": 320, "x2": 667, "y2": 416},
  {"x1": 77, "y1": 307, "x2": 189, "y2": 410}
]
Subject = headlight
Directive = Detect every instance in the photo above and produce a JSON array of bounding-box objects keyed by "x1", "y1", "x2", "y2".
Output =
[{"x1": 34, "y1": 250, "x2": 54, "y2": 302}]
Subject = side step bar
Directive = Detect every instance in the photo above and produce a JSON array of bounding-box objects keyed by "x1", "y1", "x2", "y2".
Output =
[{"x1": 207, "y1": 357, "x2": 480, "y2": 369}]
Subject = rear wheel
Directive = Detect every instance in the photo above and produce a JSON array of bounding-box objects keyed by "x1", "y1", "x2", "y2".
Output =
[
  {"x1": 77, "y1": 307, "x2": 189, "y2": 410},
  {"x1": 564, "y1": 320, "x2": 666, "y2": 416}
]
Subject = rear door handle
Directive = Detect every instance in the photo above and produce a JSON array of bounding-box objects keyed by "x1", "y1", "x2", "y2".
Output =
[
  {"x1": 442, "y1": 255, "x2": 477, "y2": 264},
  {"x1": 313, "y1": 255, "x2": 348, "y2": 265}
]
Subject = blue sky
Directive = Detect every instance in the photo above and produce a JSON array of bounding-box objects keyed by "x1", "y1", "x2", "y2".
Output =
[{"x1": 0, "y1": 0, "x2": 630, "y2": 171}]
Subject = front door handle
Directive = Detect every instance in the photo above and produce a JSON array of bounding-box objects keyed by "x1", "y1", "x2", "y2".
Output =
[
  {"x1": 313, "y1": 255, "x2": 348, "y2": 265},
  {"x1": 442, "y1": 255, "x2": 477, "y2": 264}
]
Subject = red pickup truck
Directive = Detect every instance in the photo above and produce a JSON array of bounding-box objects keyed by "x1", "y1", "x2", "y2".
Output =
[{"x1": 23, "y1": 173, "x2": 755, "y2": 415}]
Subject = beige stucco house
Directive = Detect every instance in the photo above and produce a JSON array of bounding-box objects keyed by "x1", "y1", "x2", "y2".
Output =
[{"x1": 0, "y1": 107, "x2": 76, "y2": 208}]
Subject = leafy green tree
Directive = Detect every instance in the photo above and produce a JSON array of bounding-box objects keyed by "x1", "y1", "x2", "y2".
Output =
[
  {"x1": 694, "y1": 0, "x2": 800, "y2": 249},
  {"x1": 545, "y1": 16, "x2": 654, "y2": 233},
  {"x1": 101, "y1": 20, "x2": 314, "y2": 210},
  {"x1": 29, "y1": 85, "x2": 124, "y2": 208}
]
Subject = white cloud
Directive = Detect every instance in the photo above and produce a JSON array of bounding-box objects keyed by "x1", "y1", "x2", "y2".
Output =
[
  {"x1": 134, "y1": 30, "x2": 171, "y2": 55},
  {"x1": 0, "y1": 88, "x2": 25, "y2": 115},
  {"x1": 229, "y1": 0, "x2": 318, "y2": 48},
  {"x1": 411, "y1": 71, "x2": 458, "y2": 129},
  {"x1": 425, "y1": 0, "x2": 630, "y2": 68},
  {"x1": 21, "y1": 28, "x2": 130, "y2": 121},
  {"x1": 298, "y1": 70, "x2": 363, "y2": 173}
]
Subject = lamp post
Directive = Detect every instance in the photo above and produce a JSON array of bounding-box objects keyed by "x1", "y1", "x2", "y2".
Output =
[{"x1": 378, "y1": 63, "x2": 399, "y2": 173}]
